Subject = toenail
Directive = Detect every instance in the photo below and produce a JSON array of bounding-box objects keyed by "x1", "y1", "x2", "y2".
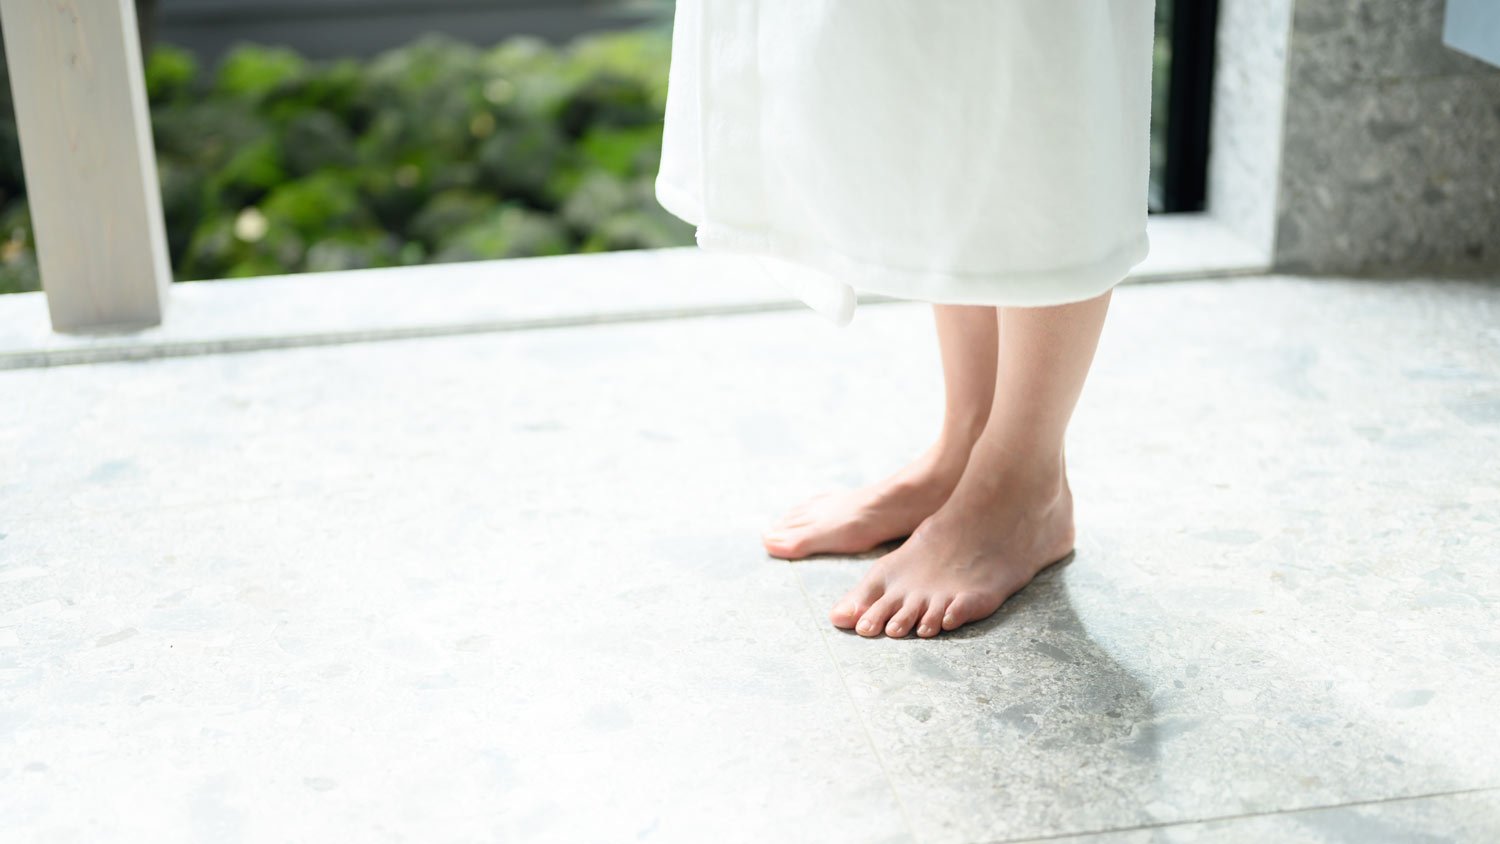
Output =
[
  {"x1": 943, "y1": 614, "x2": 955, "y2": 627},
  {"x1": 918, "y1": 625, "x2": 931, "y2": 636},
  {"x1": 857, "y1": 619, "x2": 872, "y2": 633}
]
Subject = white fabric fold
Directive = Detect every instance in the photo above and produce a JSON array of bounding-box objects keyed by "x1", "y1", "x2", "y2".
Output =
[{"x1": 656, "y1": 0, "x2": 1156, "y2": 325}]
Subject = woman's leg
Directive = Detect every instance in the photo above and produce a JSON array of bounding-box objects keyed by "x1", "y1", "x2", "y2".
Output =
[
  {"x1": 829, "y1": 289, "x2": 1113, "y2": 637},
  {"x1": 762, "y1": 304, "x2": 998, "y2": 559}
]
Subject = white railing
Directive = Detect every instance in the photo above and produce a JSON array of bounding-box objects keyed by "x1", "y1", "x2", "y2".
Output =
[
  {"x1": 0, "y1": 1, "x2": 1295, "y2": 342},
  {"x1": 0, "y1": 0, "x2": 171, "y2": 333}
]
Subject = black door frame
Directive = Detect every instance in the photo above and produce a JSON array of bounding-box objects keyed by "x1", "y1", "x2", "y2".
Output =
[{"x1": 1159, "y1": 0, "x2": 1218, "y2": 213}]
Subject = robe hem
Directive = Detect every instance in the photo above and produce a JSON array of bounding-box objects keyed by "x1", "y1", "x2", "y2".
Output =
[{"x1": 655, "y1": 176, "x2": 1150, "y2": 319}]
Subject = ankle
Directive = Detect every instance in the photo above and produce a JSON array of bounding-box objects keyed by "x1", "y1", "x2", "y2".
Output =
[
  {"x1": 973, "y1": 441, "x2": 1068, "y2": 499},
  {"x1": 924, "y1": 435, "x2": 978, "y2": 482},
  {"x1": 938, "y1": 413, "x2": 988, "y2": 450},
  {"x1": 894, "y1": 450, "x2": 966, "y2": 496}
]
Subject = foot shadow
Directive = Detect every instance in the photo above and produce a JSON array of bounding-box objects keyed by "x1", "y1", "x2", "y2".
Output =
[{"x1": 805, "y1": 544, "x2": 1165, "y2": 835}]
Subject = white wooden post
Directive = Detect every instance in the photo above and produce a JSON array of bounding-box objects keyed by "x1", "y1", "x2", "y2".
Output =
[{"x1": 0, "y1": 0, "x2": 171, "y2": 333}]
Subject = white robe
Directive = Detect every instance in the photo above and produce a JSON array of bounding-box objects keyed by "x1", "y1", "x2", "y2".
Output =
[{"x1": 655, "y1": 0, "x2": 1157, "y2": 326}]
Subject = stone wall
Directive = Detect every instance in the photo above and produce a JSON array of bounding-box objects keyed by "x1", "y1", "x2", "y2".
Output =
[
  {"x1": 1272, "y1": 0, "x2": 1500, "y2": 276},
  {"x1": 1209, "y1": 0, "x2": 1295, "y2": 259}
]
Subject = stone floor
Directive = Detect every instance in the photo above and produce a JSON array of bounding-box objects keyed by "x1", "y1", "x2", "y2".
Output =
[{"x1": 2, "y1": 272, "x2": 1499, "y2": 842}]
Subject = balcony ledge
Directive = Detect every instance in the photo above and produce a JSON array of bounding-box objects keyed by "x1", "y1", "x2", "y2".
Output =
[{"x1": 0, "y1": 213, "x2": 1268, "y2": 370}]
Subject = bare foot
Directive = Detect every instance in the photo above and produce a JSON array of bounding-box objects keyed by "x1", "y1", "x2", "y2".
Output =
[
  {"x1": 828, "y1": 451, "x2": 1076, "y2": 637},
  {"x1": 761, "y1": 439, "x2": 973, "y2": 560}
]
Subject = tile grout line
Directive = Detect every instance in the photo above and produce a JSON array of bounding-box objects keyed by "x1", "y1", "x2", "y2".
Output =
[
  {"x1": 789, "y1": 564, "x2": 923, "y2": 844},
  {"x1": 985, "y1": 783, "x2": 1500, "y2": 844}
]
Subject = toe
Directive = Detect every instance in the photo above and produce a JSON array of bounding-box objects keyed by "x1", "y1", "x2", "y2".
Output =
[
  {"x1": 767, "y1": 521, "x2": 870, "y2": 560},
  {"x1": 762, "y1": 529, "x2": 811, "y2": 559},
  {"x1": 916, "y1": 597, "x2": 949, "y2": 638},
  {"x1": 942, "y1": 592, "x2": 1002, "y2": 631},
  {"x1": 763, "y1": 524, "x2": 830, "y2": 559},
  {"x1": 856, "y1": 594, "x2": 903, "y2": 637},
  {"x1": 884, "y1": 597, "x2": 926, "y2": 639},
  {"x1": 829, "y1": 573, "x2": 885, "y2": 629},
  {"x1": 829, "y1": 602, "x2": 859, "y2": 629},
  {"x1": 940, "y1": 595, "x2": 968, "y2": 631}
]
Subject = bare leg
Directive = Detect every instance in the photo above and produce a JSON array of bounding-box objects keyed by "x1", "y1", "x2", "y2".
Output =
[
  {"x1": 762, "y1": 304, "x2": 997, "y2": 559},
  {"x1": 829, "y1": 289, "x2": 1113, "y2": 637}
]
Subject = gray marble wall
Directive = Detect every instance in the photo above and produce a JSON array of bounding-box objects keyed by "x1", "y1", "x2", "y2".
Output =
[
  {"x1": 1209, "y1": 0, "x2": 1295, "y2": 259},
  {"x1": 1271, "y1": 0, "x2": 1500, "y2": 275}
]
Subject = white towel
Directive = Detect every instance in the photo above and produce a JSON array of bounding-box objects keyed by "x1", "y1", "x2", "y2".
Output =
[{"x1": 655, "y1": 0, "x2": 1157, "y2": 326}]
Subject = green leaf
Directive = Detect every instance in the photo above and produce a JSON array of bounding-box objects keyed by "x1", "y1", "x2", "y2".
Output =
[
  {"x1": 216, "y1": 45, "x2": 309, "y2": 103},
  {"x1": 434, "y1": 205, "x2": 572, "y2": 261},
  {"x1": 145, "y1": 45, "x2": 199, "y2": 105},
  {"x1": 260, "y1": 172, "x2": 371, "y2": 238},
  {"x1": 576, "y1": 124, "x2": 663, "y2": 178}
]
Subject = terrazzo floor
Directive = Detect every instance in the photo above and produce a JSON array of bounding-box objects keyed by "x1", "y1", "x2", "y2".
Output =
[{"x1": 2, "y1": 274, "x2": 1499, "y2": 842}]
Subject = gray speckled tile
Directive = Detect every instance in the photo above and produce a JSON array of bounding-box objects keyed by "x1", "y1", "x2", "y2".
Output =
[
  {"x1": 1025, "y1": 788, "x2": 1500, "y2": 844},
  {"x1": 797, "y1": 538, "x2": 1490, "y2": 843},
  {"x1": 0, "y1": 296, "x2": 942, "y2": 525},
  {"x1": 794, "y1": 278, "x2": 1500, "y2": 842},
  {"x1": 0, "y1": 493, "x2": 910, "y2": 842},
  {"x1": 0, "y1": 310, "x2": 939, "y2": 842},
  {"x1": 3, "y1": 275, "x2": 1500, "y2": 842}
]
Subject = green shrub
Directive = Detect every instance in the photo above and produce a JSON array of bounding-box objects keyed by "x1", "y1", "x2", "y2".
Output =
[
  {"x1": 0, "y1": 27, "x2": 694, "y2": 294},
  {"x1": 215, "y1": 46, "x2": 309, "y2": 104},
  {"x1": 435, "y1": 205, "x2": 572, "y2": 262}
]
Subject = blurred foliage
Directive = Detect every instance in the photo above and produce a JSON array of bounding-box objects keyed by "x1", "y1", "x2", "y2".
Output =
[{"x1": 0, "y1": 27, "x2": 693, "y2": 294}]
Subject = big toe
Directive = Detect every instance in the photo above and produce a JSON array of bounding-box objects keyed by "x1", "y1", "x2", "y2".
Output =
[
  {"x1": 829, "y1": 576, "x2": 885, "y2": 629},
  {"x1": 762, "y1": 527, "x2": 816, "y2": 559},
  {"x1": 764, "y1": 521, "x2": 862, "y2": 560},
  {"x1": 828, "y1": 601, "x2": 860, "y2": 629}
]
